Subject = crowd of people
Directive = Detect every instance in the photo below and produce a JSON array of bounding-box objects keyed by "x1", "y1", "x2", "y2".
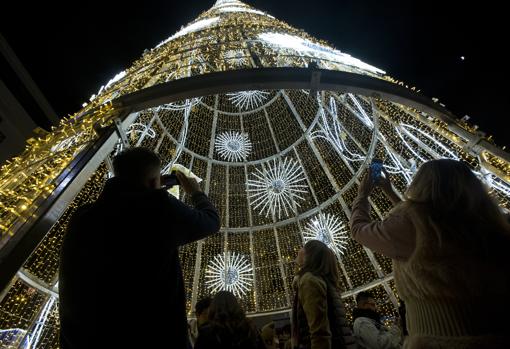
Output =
[{"x1": 59, "y1": 148, "x2": 510, "y2": 348}]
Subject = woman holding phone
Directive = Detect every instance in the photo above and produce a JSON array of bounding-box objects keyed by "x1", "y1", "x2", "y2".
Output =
[{"x1": 350, "y1": 159, "x2": 510, "y2": 348}]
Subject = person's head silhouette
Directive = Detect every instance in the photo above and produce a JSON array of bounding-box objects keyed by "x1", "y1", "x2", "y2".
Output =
[{"x1": 112, "y1": 147, "x2": 162, "y2": 189}]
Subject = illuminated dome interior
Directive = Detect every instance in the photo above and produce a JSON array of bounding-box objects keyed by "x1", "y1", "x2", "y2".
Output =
[{"x1": 0, "y1": 0, "x2": 509, "y2": 347}]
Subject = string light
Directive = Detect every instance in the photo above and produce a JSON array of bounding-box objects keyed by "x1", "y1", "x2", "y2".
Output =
[{"x1": 1, "y1": 1, "x2": 508, "y2": 341}]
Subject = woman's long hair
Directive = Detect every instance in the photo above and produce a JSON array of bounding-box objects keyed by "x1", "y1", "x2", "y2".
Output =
[
  {"x1": 299, "y1": 240, "x2": 341, "y2": 288},
  {"x1": 207, "y1": 291, "x2": 258, "y2": 345},
  {"x1": 404, "y1": 159, "x2": 510, "y2": 253}
]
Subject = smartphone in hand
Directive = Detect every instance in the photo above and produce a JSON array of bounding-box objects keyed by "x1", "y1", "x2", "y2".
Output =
[
  {"x1": 370, "y1": 159, "x2": 384, "y2": 183},
  {"x1": 161, "y1": 171, "x2": 180, "y2": 188}
]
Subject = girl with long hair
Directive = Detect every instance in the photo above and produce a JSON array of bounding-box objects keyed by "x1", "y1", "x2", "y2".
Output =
[
  {"x1": 350, "y1": 159, "x2": 510, "y2": 348},
  {"x1": 292, "y1": 240, "x2": 357, "y2": 349},
  {"x1": 194, "y1": 291, "x2": 264, "y2": 349}
]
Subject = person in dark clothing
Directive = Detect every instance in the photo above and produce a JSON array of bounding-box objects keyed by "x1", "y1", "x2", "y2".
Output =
[
  {"x1": 194, "y1": 291, "x2": 265, "y2": 349},
  {"x1": 280, "y1": 324, "x2": 292, "y2": 349},
  {"x1": 189, "y1": 297, "x2": 213, "y2": 346},
  {"x1": 59, "y1": 147, "x2": 221, "y2": 349},
  {"x1": 261, "y1": 322, "x2": 277, "y2": 349},
  {"x1": 292, "y1": 240, "x2": 357, "y2": 349},
  {"x1": 397, "y1": 302, "x2": 407, "y2": 337}
]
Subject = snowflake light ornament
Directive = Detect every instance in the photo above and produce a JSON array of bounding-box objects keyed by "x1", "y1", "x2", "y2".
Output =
[
  {"x1": 227, "y1": 90, "x2": 270, "y2": 110},
  {"x1": 205, "y1": 252, "x2": 253, "y2": 297},
  {"x1": 303, "y1": 213, "x2": 349, "y2": 259},
  {"x1": 247, "y1": 157, "x2": 307, "y2": 219},
  {"x1": 215, "y1": 131, "x2": 252, "y2": 162}
]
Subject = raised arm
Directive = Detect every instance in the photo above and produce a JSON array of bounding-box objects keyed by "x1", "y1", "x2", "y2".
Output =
[
  {"x1": 162, "y1": 172, "x2": 221, "y2": 246},
  {"x1": 350, "y1": 171, "x2": 415, "y2": 261}
]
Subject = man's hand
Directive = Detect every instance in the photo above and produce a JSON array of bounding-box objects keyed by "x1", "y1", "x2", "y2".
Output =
[{"x1": 176, "y1": 172, "x2": 202, "y2": 195}]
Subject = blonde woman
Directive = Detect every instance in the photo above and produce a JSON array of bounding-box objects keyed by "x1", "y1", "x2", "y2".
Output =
[{"x1": 350, "y1": 159, "x2": 510, "y2": 348}]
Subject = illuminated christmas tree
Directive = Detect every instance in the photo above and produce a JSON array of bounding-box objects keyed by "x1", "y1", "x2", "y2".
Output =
[{"x1": 1, "y1": 0, "x2": 509, "y2": 346}]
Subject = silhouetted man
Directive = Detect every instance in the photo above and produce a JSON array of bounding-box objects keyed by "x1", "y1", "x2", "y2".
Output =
[{"x1": 59, "y1": 147, "x2": 220, "y2": 349}]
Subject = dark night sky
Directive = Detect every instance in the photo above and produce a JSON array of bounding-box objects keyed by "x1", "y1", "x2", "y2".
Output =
[{"x1": 1, "y1": 0, "x2": 508, "y2": 147}]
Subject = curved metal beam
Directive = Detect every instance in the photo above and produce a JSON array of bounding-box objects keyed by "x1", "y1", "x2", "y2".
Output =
[{"x1": 112, "y1": 67, "x2": 508, "y2": 163}]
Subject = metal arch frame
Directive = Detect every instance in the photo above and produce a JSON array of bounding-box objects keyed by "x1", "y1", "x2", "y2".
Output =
[
  {"x1": 2, "y1": 66, "x2": 508, "y2": 300},
  {"x1": 113, "y1": 67, "x2": 508, "y2": 163}
]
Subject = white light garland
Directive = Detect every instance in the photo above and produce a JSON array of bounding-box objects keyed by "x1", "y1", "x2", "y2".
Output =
[
  {"x1": 377, "y1": 134, "x2": 416, "y2": 184},
  {"x1": 104, "y1": 71, "x2": 126, "y2": 90},
  {"x1": 477, "y1": 167, "x2": 510, "y2": 197},
  {"x1": 311, "y1": 96, "x2": 365, "y2": 163},
  {"x1": 346, "y1": 93, "x2": 374, "y2": 129},
  {"x1": 398, "y1": 123, "x2": 459, "y2": 160},
  {"x1": 258, "y1": 32, "x2": 385, "y2": 75},
  {"x1": 156, "y1": 17, "x2": 220, "y2": 48},
  {"x1": 23, "y1": 296, "x2": 57, "y2": 348},
  {"x1": 217, "y1": 6, "x2": 271, "y2": 17},
  {"x1": 159, "y1": 97, "x2": 203, "y2": 111},
  {"x1": 160, "y1": 98, "x2": 199, "y2": 173},
  {"x1": 213, "y1": 0, "x2": 242, "y2": 6}
]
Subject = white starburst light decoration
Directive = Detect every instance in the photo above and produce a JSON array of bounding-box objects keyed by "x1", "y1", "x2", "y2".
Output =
[
  {"x1": 223, "y1": 49, "x2": 249, "y2": 67},
  {"x1": 303, "y1": 213, "x2": 349, "y2": 259},
  {"x1": 215, "y1": 131, "x2": 252, "y2": 162},
  {"x1": 227, "y1": 90, "x2": 270, "y2": 110},
  {"x1": 205, "y1": 252, "x2": 253, "y2": 297},
  {"x1": 247, "y1": 158, "x2": 308, "y2": 219}
]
